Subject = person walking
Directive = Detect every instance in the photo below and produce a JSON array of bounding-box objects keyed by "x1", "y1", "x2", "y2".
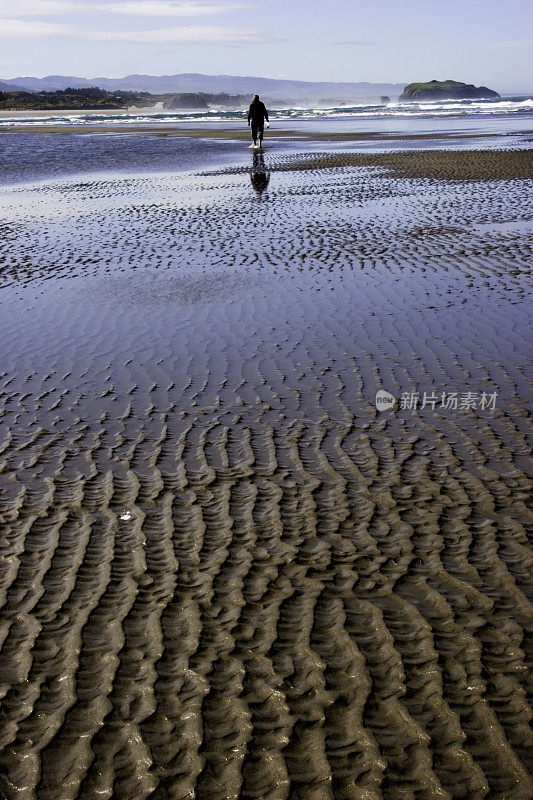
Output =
[{"x1": 247, "y1": 94, "x2": 269, "y2": 148}]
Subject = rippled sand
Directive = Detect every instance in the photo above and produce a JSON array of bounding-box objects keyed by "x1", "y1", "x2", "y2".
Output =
[{"x1": 0, "y1": 143, "x2": 532, "y2": 799}]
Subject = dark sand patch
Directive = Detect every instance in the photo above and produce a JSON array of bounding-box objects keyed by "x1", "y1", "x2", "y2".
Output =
[{"x1": 206, "y1": 148, "x2": 533, "y2": 181}]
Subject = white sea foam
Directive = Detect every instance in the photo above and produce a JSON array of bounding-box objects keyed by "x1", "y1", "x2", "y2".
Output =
[{"x1": 1, "y1": 97, "x2": 531, "y2": 127}]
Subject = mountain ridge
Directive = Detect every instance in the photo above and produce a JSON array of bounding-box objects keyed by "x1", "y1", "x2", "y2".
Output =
[{"x1": 1, "y1": 73, "x2": 407, "y2": 101}]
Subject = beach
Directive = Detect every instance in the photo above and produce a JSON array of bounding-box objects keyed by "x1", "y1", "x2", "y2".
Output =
[{"x1": 0, "y1": 121, "x2": 532, "y2": 799}]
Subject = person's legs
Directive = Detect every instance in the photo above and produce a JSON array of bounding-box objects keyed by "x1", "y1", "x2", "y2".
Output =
[
  {"x1": 258, "y1": 123, "x2": 264, "y2": 146},
  {"x1": 251, "y1": 122, "x2": 258, "y2": 145}
]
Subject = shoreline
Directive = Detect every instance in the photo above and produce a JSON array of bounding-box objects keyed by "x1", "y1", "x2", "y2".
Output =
[
  {"x1": 0, "y1": 106, "x2": 156, "y2": 117},
  {"x1": 1, "y1": 124, "x2": 531, "y2": 141}
]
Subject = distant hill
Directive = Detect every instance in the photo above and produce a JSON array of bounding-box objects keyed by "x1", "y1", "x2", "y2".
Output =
[
  {"x1": 0, "y1": 88, "x2": 251, "y2": 112},
  {"x1": 400, "y1": 80, "x2": 500, "y2": 101},
  {"x1": 0, "y1": 79, "x2": 26, "y2": 92},
  {"x1": 1, "y1": 73, "x2": 406, "y2": 102},
  {"x1": 0, "y1": 87, "x2": 151, "y2": 111}
]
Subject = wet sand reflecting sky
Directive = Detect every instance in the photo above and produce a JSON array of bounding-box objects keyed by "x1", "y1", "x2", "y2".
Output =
[{"x1": 0, "y1": 133, "x2": 532, "y2": 799}]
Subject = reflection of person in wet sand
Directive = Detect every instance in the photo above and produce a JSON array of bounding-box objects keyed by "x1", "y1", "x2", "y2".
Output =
[
  {"x1": 247, "y1": 94, "x2": 269, "y2": 148},
  {"x1": 250, "y1": 151, "x2": 271, "y2": 196}
]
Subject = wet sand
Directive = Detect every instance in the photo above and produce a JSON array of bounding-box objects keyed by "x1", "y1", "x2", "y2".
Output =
[
  {"x1": 0, "y1": 139, "x2": 532, "y2": 799},
  {"x1": 2, "y1": 125, "x2": 529, "y2": 142},
  {"x1": 206, "y1": 148, "x2": 533, "y2": 181}
]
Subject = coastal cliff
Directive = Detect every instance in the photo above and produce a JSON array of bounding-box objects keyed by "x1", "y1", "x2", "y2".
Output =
[
  {"x1": 163, "y1": 92, "x2": 246, "y2": 110},
  {"x1": 162, "y1": 93, "x2": 209, "y2": 110}
]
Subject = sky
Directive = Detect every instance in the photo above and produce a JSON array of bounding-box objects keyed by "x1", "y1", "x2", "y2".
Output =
[{"x1": 0, "y1": 0, "x2": 532, "y2": 92}]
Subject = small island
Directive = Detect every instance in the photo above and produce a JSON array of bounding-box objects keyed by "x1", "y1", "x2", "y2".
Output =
[{"x1": 400, "y1": 79, "x2": 500, "y2": 101}]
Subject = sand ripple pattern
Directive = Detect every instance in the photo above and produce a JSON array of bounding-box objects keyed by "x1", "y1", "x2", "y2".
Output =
[{"x1": 0, "y1": 147, "x2": 532, "y2": 799}]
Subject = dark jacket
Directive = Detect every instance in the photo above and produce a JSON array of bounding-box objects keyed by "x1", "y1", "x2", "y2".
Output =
[{"x1": 248, "y1": 99, "x2": 269, "y2": 124}]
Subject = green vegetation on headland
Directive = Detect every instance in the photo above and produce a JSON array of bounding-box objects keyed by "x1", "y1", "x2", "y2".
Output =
[
  {"x1": 0, "y1": 87, "x2": 150, "y2": 110},
  {"x1": 0, "y1": 87, "x2": 250, "y2": 111},
  {"x1": 399, "y1": 80, "x2": 500, "y2": 101}
]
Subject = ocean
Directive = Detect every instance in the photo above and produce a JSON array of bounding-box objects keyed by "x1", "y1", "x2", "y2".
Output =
[{"x1": 0, "y1": 95, "x2": 532, "y2": 129}]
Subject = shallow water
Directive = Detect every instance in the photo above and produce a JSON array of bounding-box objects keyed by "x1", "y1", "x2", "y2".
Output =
[
  {"x1": 0, "y1": 133, "x2": 245, "y2": 185},
  {"x1": 0, "y1": 139, "x2": 532, "y2": 799},
  {"x1": 474, "y1": 219, "x2": 533, "y2": 235},
  {"x1": 1, "y1": 124, "x2": 531, "y2": 186}
]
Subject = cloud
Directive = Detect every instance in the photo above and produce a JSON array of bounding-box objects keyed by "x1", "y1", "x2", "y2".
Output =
[
  {"x1": 0, "y1": 17, "x2": 266, "y2": 44},
  {"x1": 333, "y1": 40, "x2": 378, "y2": 46},
  {"x1": 0, "y1": 0, "x2": 247, "y2": 16},
  {"x1": 0, "y1": 18, "x2": 74, "y2": 37},
  {"x1": 91, "y1": 25, "x2": 264, "y2": 43},
  {"x1": 0, "y1": 0, "x2": 69, "y2": 13},
  {"x1": 100, "y1": 2, "x2": 247, "y2": 17}
]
